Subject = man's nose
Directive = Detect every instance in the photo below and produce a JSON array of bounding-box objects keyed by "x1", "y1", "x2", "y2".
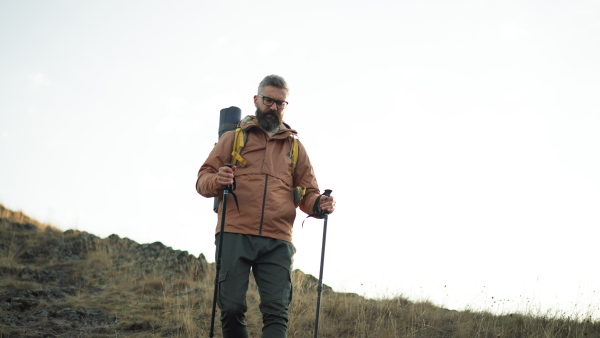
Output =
[{"x1": 268, "y1": 102, "x2": 278, "y2": 111}]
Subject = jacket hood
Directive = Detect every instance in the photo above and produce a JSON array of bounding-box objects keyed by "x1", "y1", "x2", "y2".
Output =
[{"x1": 238, "y1": 115, "x2": 297, "y2": 138}]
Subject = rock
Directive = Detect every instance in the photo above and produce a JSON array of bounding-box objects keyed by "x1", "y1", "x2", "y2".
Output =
[{"x1": 0, "y1": 216, "x2": 209, "y2": 336}]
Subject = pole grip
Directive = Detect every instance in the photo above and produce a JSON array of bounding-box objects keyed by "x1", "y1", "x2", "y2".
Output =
[
  {"x1": 223, "y1": 163, "x2": 234, "y2": 191},
  {"x1": 323, "y1": 189, "x2": 332, "y2": 197}
]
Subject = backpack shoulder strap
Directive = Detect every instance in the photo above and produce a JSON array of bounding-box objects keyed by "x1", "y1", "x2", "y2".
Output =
[
  {"x1": 231, "y1": 127, "x2": 248, "y2": 167},
  {"x1": 289, "y1": 135, "x2": 299, "y2": 176},
  {"x1": 289, "y1": 135, "x2": 306, "y2": 207}
]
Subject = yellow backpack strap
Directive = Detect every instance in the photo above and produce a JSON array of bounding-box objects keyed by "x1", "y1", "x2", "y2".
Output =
[
  {"x1": 231, "y1": 127, "x2": 247, "y2": 167},
  {"x1": 290, "y1": 135, "x2": 306, "y2": 207},
  {"x1": 289, "y1": 135, "x2": 299, "y2": 175}
]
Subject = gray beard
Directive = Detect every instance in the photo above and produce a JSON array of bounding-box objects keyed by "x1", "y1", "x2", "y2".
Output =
[{"x1": 255, "y1": 109, "x2": 281, "y2": 133}]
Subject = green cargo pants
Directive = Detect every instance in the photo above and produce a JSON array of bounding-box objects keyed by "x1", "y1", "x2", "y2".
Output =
[{"x1": 215, "y1": 232, "x2": 295, "y2": 338}]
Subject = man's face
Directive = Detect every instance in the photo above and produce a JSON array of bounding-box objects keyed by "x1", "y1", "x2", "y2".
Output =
[{"x1": 254, "y1": 85, "x2": 289, "y2": 132}]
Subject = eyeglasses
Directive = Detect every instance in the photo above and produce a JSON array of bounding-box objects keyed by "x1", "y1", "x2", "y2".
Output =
[{"x1": 258, "y1": 95, "x2": 288, "y2": 109}]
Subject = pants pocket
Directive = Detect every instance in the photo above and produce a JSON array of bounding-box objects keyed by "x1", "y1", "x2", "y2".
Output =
[{"x1": 282, "y1": 282, "x2": 292, "y2": 308}]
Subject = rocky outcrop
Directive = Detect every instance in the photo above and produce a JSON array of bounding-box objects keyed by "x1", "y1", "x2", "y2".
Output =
[{"x1": 0, "y1": 217, "x2": 209, "y2": 337}]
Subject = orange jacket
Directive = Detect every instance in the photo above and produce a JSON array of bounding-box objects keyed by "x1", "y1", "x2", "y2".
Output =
[{"x1": 196, "y1": 116, "x2": 322, "y2": 243}]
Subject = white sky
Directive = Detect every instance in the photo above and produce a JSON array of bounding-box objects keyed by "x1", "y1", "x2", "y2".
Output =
[{"x1": 1, "y1": 0, "x2": 599, "y2": 319}]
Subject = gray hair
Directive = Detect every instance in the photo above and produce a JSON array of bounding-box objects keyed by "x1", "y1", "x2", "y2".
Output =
[{"x1": 257, "y1": 74, "x2": 289, "y2": 94}]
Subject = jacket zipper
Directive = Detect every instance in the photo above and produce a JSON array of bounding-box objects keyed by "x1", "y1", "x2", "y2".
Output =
[{"x1": 258, "y1": 174, "x2": 269, "y2": 236}]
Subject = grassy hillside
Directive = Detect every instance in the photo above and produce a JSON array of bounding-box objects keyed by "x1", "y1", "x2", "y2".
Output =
[{"x1": 1, "y1": 204, "x2": 599, "y2": 337}]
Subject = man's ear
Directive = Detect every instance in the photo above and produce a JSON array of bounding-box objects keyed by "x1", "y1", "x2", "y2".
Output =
[{"x1": 253, "y1": 95, "x2": 258, "y2": 107}]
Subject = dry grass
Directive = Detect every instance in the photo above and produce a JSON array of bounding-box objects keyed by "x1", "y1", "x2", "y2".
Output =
[
  {"x1": 0, "y1": 203, "x2": 59, "y2": 232},
  {"x1": 1, "y1": 203, "x2": 600, "y2": 337}
]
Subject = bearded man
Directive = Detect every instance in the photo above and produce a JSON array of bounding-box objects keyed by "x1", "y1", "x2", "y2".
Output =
[{"x1": 196, "y1": 74, "x2": 336, "y2": 338}]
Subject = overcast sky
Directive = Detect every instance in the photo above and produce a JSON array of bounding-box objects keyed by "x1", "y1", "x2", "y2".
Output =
[{"x1": 1, "y1": 0, "x2": 599, "y2": 319}]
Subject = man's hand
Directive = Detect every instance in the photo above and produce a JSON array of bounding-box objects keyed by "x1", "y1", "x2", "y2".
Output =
[
  {"x1": 217, "y1": 165, "x2": 236, "y2": 186},
  {"x1": 319, "y1": 195, "x2": 336, "y2": 214}
]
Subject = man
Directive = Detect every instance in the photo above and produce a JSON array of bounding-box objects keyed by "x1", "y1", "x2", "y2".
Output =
[{"x1": 196, "y1": 74, "x2": 335, "y2": 337}]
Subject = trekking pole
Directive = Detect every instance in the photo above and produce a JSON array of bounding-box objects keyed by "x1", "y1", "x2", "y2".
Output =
[
  {"x1": 314, "y1": 189, "x2": 332, "y2": 338},
  {"x1": 209, "y1": 163, "x2": 234, "y2": 338}
]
